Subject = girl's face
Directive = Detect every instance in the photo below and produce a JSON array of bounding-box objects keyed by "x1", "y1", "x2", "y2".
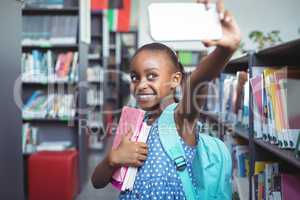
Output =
[{"x1": 130, "y1": 50, "x2": 181, "y2": 111}]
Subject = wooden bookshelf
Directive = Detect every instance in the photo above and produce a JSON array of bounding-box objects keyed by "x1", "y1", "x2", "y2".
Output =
[
  {"x1": 208, "y1": 38, "x2": 300, "y2": 200},
  {"x1": 21, "y1": 0, "x2": 88, "y2": 197},
  {"x1": 22, "y1": 8, "x2": 79, "y2": 15}
]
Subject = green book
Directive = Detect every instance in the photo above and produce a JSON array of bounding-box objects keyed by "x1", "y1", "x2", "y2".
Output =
[{"x1": 178, "y1": 51, "x2": 193, "y2": 66}]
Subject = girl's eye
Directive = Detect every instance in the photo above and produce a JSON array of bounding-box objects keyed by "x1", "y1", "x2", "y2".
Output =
[
  {"x1": 147, "y1": 73, "x2": 157, "y2": 80},
  {"x1": 131, "y1": 74, "x2": 138, "y2": 82}
]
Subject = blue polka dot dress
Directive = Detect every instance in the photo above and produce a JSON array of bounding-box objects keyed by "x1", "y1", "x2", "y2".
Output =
[{"x1": 118, "y1": 119, "x2": 199, "y2": 200}]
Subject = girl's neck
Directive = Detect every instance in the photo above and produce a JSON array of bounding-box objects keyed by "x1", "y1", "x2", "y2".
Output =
[{"x1": 145, "y1": 96, "x2": 175, "y2": 125}]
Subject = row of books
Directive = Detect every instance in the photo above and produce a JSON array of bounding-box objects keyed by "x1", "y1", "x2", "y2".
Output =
[
  {"x1": 87, "y1": 66, "x2": 104, "y2": 82},
  {"x1": 24, "y1": 0, "x2": 77, "y2": 9},
  {"x1": 250, "y1": 67, "x2": 300, "y2": 149},
  {"x1": 23, "y1": 90, "x2": 76, "y2": 120},
  {"x1": 233, "y1": 145, "x2": 250, "y2": 178},
  {"x1": 22, "y1": 123, "x2": 38, "y2": 154},
  {"x1": 22, "y1": 50, "x2": 78, "y2": 83},
  {"x1": 87, "y1": 89, "x2": 103, "y2": 106},
  {"x1": 204, "y1": 71, "x2": 249, "y2": 127},
  {"x1": 22, "y1": 16, "x2": 78, "y2": 46},
  {"x1": 229, "y1": 141, "x2": 300, "y2": 200},
  {"x1": 214, "y1": 67, "x2": 300, "y2": 150},
  {"x1": 252, "y1": 161, "x2": 300, "y2": 200},
  {"x1": 22, "y1": 123, "x2": 73, "y2": 154}
]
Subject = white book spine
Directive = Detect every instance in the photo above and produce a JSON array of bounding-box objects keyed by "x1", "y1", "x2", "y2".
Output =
[{"x1": 121, "y1": 124, "x2": 151, "y2": 191}]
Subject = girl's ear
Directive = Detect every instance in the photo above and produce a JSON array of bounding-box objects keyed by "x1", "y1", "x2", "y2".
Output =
[{"x1": 171, "y1": 72, "x2": 182, "y2": 89}]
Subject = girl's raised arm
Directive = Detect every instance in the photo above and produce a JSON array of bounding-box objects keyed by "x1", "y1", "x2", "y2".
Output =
[{"x1": 176, "y1": 0, "x2": 241, "y2": 126}]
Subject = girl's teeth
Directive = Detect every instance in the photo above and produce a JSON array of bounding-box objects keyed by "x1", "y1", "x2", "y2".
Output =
[{"x1": 138, "y1": 94, "x2": 155, "y2": 100}]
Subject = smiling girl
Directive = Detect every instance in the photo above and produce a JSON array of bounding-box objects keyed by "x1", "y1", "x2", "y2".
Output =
[{"x1": 92, "y1": 0, "x2": 241, "y2": 199}]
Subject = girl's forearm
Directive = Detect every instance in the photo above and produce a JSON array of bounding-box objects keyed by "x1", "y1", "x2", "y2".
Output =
[
  {"x1": 191, "y1": 46, "x2": 235, "y2": 84},
  {"x1": 91, "y1": 153, "x2": 117, "y2": 189},
  {"x1": 178, "y1": 46, "x2": 236, "y2": 119}
]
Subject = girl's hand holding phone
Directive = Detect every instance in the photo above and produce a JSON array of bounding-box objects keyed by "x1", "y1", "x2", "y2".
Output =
[
  {"x1": 198, "y1": 0, "x2": 241, "y2": 51},
  {"x1": 108, "y1": 129, "x2": 148, "y2": 168}
]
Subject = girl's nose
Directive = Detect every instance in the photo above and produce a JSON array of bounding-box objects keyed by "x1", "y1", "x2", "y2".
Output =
[{"x1": 137, "y1": 78, "x2": 148, "y2": 91}]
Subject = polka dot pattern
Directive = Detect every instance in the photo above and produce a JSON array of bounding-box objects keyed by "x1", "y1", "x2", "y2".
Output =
[{"x1": 118, "y1": 120, "x2": 199, "y2": 200}]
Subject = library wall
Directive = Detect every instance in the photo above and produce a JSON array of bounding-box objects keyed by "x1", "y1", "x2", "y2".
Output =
[{"x1": 138, "y1": 0, "x2": 300, "y2": 50}]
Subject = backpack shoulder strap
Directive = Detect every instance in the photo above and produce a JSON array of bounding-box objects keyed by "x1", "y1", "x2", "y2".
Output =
[{"x1": 158, "y1": 103, "x2": 197, "y2": 200}]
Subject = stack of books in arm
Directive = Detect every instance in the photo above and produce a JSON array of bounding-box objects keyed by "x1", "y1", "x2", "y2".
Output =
[{"x1": 110, "y1": 106, "x2": 151, "y2": 191}]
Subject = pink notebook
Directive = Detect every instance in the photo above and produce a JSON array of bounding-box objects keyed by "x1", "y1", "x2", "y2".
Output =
[{"x1": 110, "y1": 106, "x2": 145, "y2": 191}]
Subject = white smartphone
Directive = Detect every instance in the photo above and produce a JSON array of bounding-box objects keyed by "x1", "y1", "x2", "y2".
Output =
[{"x1": 148, "y1": 3, "x2": 223, "y2": 42}]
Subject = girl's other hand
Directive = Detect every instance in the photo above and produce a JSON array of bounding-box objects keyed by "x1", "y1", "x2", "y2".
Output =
[
  {"x1": 197, "y1": 0, "x2": 241, "y2": 51},
  {"x1": 108, "y1": 129, "x2": 148, "y2": 168}
]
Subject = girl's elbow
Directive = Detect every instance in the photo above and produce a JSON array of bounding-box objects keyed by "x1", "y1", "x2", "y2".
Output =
[{"x1": 91, "y1": 175, "x2": 104, "y2": 189}]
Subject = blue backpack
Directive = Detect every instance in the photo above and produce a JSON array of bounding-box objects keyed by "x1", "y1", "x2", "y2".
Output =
[{"x1": 158, "y1": 103, "x2": 232, "y2": 200}]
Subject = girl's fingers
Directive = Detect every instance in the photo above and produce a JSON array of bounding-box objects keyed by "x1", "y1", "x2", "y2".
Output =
[
  {"x1": 138, "y1": 147, "x2": 148, "y2": 156},
  {"x1": 138, "y1": 142, "x2": 148, "y2": 149},
  {"x1": 133, "y1": 160, "x2": 143, "y2": 167},
  {"x1": 202, "y1": 39, "x2": 218, "y2": 47},
  {"x1": 223, "y1": 10, "x2": 233, "y2": 23},
  {"x1": 216, "y1": 0, "x2": 225, "y2": 20},
  {"x1": 137, "y1": 154, "x2": 147, "y2": 162}
]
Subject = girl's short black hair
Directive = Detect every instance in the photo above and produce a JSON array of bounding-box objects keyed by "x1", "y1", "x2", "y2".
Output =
[{"x1": 131, "y1": 42, "x2": 185, "y2": 83}]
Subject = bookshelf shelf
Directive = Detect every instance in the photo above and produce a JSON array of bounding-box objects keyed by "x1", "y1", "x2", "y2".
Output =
[
  {"x1": 22, "y1": 44, "x2": 78, "y2": 50},
  {"x1": 229, "y1": 54, "x2": 248, "y2": 66},
  {"x1": 22, "y1": 81, "x2": 78, "y2": 86},
  {"x1": 254, "y1": 139, "x2": 300, "y2": 169},
  {"x1": 91, "y1": 35, "x2": 102, "y2": 39},
  {"x1": 234, "y1": 125, "x2": 249, "y2": 140},
  {"x1": 22, "y1": 8, "x2": 79, "y2": 15},
  {"x1": 225, "y1": 39, "x2": 300, "y2": 69},
  {"x1": 91, "y1": 11, "x2": 103, "y2": 16},
  {"x1": 87, "y1": 80, "x2": 103, "y2": 84},
  {"x1": 257, "y1": 38, "x2": 300, "y2": 57},
  {"x1": 22, "y1": 118, "x2": 76, "y2": 123}
]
